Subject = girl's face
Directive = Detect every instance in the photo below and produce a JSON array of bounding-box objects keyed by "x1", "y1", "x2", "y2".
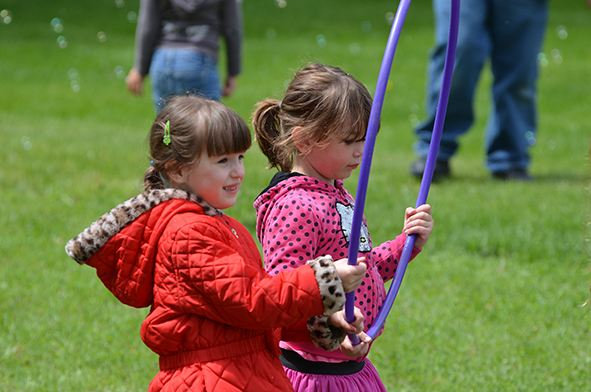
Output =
[
  {"x1": 175, "y1": 150, "x2": 246, "y2": 210},
  {"x1": 297, "y1": 136, "x2": 364, "y2": 184}
]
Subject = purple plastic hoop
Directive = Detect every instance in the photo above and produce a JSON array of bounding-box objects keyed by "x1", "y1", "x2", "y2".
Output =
[{"x1": 345, "y1": 0, "x2": 461, "y2": 343}]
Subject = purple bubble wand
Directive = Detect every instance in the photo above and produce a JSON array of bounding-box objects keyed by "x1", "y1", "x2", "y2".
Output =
[{"x1": 345, "y1": 0, "x2": 460, "y2": 344}]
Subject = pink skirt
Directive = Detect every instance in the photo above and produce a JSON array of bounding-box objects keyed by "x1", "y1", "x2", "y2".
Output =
[{"x1": 283, "y1": 358, "x2": 387, "y2": 392}]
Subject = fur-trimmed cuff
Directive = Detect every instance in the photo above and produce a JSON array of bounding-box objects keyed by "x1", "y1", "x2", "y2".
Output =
[
  {"x1": 307, "y1": 315, "x2": 346, "y2": 351},
  {"x1": 306, "y1": 255, "x2": 345, "y2": 315}
]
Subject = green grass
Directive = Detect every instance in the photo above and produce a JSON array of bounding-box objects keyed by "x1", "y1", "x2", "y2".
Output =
[{"x1": 1, "y1": 0, "x2": 590, "y2": 390}]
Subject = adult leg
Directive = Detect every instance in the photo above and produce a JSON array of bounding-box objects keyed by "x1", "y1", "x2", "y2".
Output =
[
  {"x1": 486, "y1": 0, "x2": 548, "y2": 176},
  {"x1": 413, "y1": 0, "x2": 491, "y2": 163}
]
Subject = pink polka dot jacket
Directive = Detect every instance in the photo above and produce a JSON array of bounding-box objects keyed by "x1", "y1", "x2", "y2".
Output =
[{"x1": 254, "y1": 172, "x2": 421, "y2": 363}]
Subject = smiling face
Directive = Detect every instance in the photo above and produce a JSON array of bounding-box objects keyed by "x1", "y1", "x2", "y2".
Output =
[{"x1": 173, "y1": 150, "x2": 246, "y2": 210}]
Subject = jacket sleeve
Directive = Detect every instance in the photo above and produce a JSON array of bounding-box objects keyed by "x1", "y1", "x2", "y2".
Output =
[
  {"x1": 166, "y1": 220, "x2": 344, "y2": 330},
  {"x1": 221, "y1": 0, "x2": 242, "y2": 76},
  {"x1": 133, "y1": 0, "x2": 161, "y2": 75}
]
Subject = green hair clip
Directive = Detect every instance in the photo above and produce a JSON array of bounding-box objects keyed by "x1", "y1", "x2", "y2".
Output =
[{"x1": 163, "y1": 120, "x2": 171, "y2": 146}]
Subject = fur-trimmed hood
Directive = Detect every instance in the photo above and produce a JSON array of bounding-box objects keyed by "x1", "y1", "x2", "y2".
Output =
[
  {"x1": 66, "y1": 189, "x2": 220, "y2": 265},
  {"x1": 65, "y1": 189, "x2": 221, "y2": 308}
]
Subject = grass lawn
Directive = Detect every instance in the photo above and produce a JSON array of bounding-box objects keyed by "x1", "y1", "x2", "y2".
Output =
[{"x1": 1, "y1": 0, "x2": 590, "y2": 390}]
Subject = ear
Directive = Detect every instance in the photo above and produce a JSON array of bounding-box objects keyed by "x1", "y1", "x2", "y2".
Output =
[
  {"x1": 165, "y1": 161, "x2": 189, "y2": 186},
  {"x1": 292, "y1": 126, "x2": 312, "y2": 155}
]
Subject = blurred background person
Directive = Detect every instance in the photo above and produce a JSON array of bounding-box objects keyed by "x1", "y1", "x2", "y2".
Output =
[
  {"x1": 410, "y1": 0, "x2": 548, "y2": 181},
  {"x1": 126, "y1": 0, "x2": 242, "y2": 112}
]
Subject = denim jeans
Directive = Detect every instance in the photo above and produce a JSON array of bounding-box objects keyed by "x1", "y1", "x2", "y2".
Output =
[
  {"x1": 414, "y1": 0, "x2": 548, "y2": 173},
  {"x1": 150, "y1": 48, "x2": 221, "y2": 112}
]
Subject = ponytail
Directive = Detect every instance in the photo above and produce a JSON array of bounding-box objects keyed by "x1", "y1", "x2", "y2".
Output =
[
  {"x1": 143, "y1": 166, "x2": 166, "y2": 191},
  {"x1": 252, "y1": 99, "x2": 293, "y2": 171}
]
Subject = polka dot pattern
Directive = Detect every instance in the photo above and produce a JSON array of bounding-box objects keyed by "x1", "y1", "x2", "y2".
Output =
[{"x1": 254, "y1": 173, "x2": 421, "y2": 335}]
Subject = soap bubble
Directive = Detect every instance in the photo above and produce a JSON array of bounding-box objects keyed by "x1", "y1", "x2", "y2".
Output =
[
  {"x1": 127, "y1": 11, "x2": 137, "y2": 22},
  {"x1": 349, "y1": 43, "x2": 360, "y2": 55},
  {"x1": 21, "y1": 136, "x2": 33, "y2": 151},
  {"x1": 525, "y1": 131, "x2": 536, "y2": 146},
  {"x1": 537, "y1": 52, "x2": 547, "y2": 67},
  {"x1": 385, "y1": 12, "x2": 394, "y2": 25},
  {"x1": 550, "y1": 48, "x2": 562, "y2": 64},
  {"x1": 556, "y1": 25, "x2": 567, "y2": 40},
  {"x1": 1, "y1": 9, "x2": 13, "y2": 24},
  {"x1": 67, "y1": 68, "x2": 79, "y2": 80},
  {"x1": 275, "y1": 0, "x2": 287, "y2": 8},
  {"x1": 97, "y1": 31, "x2": 107, "y2": 42},
  {"x1": 51, "y1": 17, "x2": 63, "y2": 33},
  {"x1": 114, "y1": 65, "x2": 126, "y2": 79},
  {"x1": 57, "y1": 36, "x2": 68, "y2": 48},
  {"x1": 361, "y1": 21, "x2": 372, "y2": 33},
  {"x1": 316, "y1": 34, "x2": 327, "y2": 48},
  {"x1": 115, "y1": 0, "x2": 125, "y2": 8},
  {"x1": 71, "y1": 80, "x2": 80, "y2": 92},
  {"x1": 266, "y1": 28, "x2": 277, "y2": 39}
]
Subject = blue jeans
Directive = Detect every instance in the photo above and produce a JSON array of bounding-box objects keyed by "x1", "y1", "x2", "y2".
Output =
[
  {"x1": 150, "y1": 48, "x2": 221, "y2": 112},
  {"x1": 414, "y1": 0, "x2": 548, "y2": 173}
]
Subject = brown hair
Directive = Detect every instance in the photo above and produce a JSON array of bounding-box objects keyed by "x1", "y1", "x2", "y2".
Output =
[
  {"x1": 143, "y1": 95, "x2": 251, "y2": 190},
  {"x1": 252, "y1": 63, "x2": 373, "y2": 172}
]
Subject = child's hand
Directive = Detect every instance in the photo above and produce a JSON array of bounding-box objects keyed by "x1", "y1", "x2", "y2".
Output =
[
  {"x1": 403, "y1": 204, "x2": 434, "y2": 249},
  {"x1": 340, "y1": 333, "x2": 371, "y2": 358},
  {"x1": 333, "y1": 257, "x2": 366, "y2": 293},
  {"x1": 329, "y1": 307, "x2": 372, "y2": 358},
  {"x1": 328, "y1": 307, "x2": 364, "y2": 335}
]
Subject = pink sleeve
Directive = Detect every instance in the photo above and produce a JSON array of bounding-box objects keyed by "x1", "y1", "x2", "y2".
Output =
[{"x1": 368, "y1": 233, "x2": 421, "y2": 282}]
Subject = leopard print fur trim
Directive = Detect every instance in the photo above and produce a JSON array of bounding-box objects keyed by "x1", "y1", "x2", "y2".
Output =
[
  {"x1": 306, "y1": 255, "x2": 345, "y2": 315},
  {"x1": 65, "y1": 189, "x2": 221, "y2": 265},
  {"x1": 307, "y1": 315, "x2": 347, "y2": 351},
  {"x1": 305, "y1": 255, "x2": 347, "y2": 351}
]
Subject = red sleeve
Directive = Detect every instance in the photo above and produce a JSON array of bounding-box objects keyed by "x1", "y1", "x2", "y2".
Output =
[
  {"x1": 277, "y1": 319, "x2": 312, "y2": 343},
  {"x1": 168, "y1": 220, "x2": 325, "y2": 330}
]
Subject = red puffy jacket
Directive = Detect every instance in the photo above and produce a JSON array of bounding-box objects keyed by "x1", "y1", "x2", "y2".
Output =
[{"x1": 66, "y1": 189, "x2": 346, "y2": 392}]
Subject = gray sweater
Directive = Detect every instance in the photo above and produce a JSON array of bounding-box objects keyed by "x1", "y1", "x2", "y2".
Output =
[{"x1": 133, "y1": 0, "x2": 242, "y2": 77}]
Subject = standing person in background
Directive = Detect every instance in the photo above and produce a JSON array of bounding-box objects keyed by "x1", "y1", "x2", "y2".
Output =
[
  {"x1": 126, "y1": 0, "x2": 242, "y2": 112},
  {"x1": 410, "y1": 0, "x2": 548, "y2": 181}
]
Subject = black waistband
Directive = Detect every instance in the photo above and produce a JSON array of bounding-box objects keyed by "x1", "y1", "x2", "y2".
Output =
[{"x1": 280, "y1": 349, "x2": 365, "y2": 376}]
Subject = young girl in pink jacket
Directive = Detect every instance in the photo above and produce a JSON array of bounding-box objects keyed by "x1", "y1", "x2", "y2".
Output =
[
  {"x1": 66, "y1": 95, "x2": 367, "y2": 391},
  {"x1": 252, "y1": 63, "x2": 434, "y2": 392}
]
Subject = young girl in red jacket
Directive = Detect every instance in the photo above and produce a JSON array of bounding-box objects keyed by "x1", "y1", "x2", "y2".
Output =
[
  {"x1": 65, "y1": 95, "x2": 369, "y2": 392},
  {"x1": 252, "y1": 63, "x2": 434, "y2": 392}
]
